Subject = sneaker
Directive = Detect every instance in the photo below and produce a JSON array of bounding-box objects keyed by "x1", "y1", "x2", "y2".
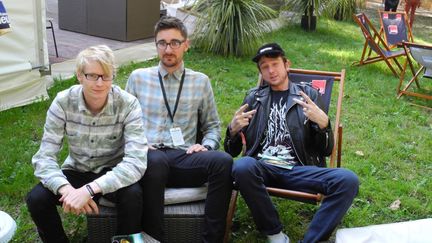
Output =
[{"x1": 267, "y1": 232, "x2": 289, "y2": 243}]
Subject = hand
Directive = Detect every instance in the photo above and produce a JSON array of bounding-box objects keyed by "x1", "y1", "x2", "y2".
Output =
[
  {"x1": 186, "y1": 144, "x2": 207, "y2": 154},
  {"x1": 58, "y1": 184, "x2": 75, "y2": 196},
  {"x1": 59, "y1": 186, "x2": 92, "y2": 215},
  {"x1": 293, "y1": 91, "x2": 329, "y2": 129},
  {"x1": 81, "y1": 198, "x2": 99, "y2": 215},
  {"x1": 148, "y1": 144, "x2": 157, "y2": 150},
  {"x1": 229, "y1": 104, "x2": 256, "y2": 137}
]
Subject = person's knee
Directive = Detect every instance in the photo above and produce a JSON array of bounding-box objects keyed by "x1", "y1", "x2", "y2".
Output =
[
  {"x1": 26, "y1": 185, "x2": 52, "y2": 212},
  {"x1": 338, "y1": 169, "x2": 360, "y2": 196},
  {"x1": 218, "y1": 151, "x2": 234, "y2": 170},
  {"x1": 232, "y1": 157, "x2": 258, "y2": 182},
  {"x1": 208, "y1": 151, "x2": 233, "y2": 173}
]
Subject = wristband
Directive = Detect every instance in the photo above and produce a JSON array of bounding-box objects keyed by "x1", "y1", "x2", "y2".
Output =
[
  {"x1": 204, "y1": 145, "x2": 212, "y2": 151},
  {"x1": 86, "y1": 184, "x2": 95, "y2": 197}
]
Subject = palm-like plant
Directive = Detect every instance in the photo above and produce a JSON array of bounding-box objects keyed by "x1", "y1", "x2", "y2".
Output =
[
  {"x1": 285, "y1": 0, "x2": 364, "y2": 31},
  {"x1": 190, "y1": 0, "x2": 277, "y2": 57},
  {"x1": 324, "y1": 0, "x2": 364, "y2": 21}
]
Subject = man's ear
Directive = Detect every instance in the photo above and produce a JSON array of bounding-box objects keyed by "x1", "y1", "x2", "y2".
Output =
[
  {"x1": 184, "y1": 39, "x2": 190, "y2": 52},
  {"x1": 76, "y1": 72, "x2": 83, "y2": 84},
  {"x1": 285, "y1": 59, "x2": 291, "y2": 72}
]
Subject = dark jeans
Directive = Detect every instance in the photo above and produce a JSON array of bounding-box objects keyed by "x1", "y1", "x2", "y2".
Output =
[
  {"x1": 384, "y1": 0, "x2": 400, "y2": 11},
  {"x1": 232, "y1": 157, "x2": 359, "y2": 243},
  {"x1": 149, "y1": 148, "x2": 233, "y2": 243},
  {"x1": 26, "y1": 169, "x2": 144, "y2": 243}
]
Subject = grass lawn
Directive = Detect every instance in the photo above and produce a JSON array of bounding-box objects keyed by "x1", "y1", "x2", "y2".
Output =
[{"x1": 1, "y1": 10, "x2": 431, "y2": 243}]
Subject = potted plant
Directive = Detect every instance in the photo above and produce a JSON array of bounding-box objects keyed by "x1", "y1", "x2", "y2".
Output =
[
  {"x1": 284, "y1": 0, "x2": 324, "y2": 31},
  {"x1": 285, "y1": 0, "x2": 363, "y2": 31}
]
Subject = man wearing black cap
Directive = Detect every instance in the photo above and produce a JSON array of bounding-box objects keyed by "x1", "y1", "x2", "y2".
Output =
[{"x1": 224, "y1": 43, "x2": 359, "y2": 243}]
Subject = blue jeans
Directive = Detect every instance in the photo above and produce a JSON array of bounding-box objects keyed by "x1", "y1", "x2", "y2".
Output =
[
  {"x1": 232, "y1": 157, "x2": 359, "y2": 243},
  {"x1": 149, "y1": 148, "x2": 233, "y2": 243}
]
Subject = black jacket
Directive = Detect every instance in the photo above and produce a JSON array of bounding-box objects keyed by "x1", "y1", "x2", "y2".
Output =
[{"x1": 224, "y1": 81, "x2": 334, "y2": 167}]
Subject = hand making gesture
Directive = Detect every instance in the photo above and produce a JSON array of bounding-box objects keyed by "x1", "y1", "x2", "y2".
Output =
[
  {"x1": 293, "y1": 91, "x2": 329, "y2": 129},
  {"x1": 229, "y1": 104, "x2": 257, "y2": 137}
]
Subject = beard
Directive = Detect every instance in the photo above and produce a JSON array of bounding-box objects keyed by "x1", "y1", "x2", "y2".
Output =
[{"x1": 161, "y1": 54, "x2": 179, "y2": 68}]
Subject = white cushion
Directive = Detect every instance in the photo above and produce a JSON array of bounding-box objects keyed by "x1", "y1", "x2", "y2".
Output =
[
  {"x1": 164, "y1": 186, "x2": 207, "y2": 205},
  {"x1": 0, "y1": 211, "x2": 16, "y2": 243},
  {"x1": 98, "y1": 185, "x2": 208, "y2": 207},
  {"x1": 336, "y1": 218, "x2": 432, "y2": 243}
]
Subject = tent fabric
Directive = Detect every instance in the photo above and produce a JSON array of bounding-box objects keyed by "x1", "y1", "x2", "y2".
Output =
[{"x1": 0, "y1": 0, "x2": 51, "y2": 112}]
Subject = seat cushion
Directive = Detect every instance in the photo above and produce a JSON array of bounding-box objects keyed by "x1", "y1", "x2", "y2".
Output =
[
  {"x1": 98, "y1": 185, "x2": 208, "y2": 207},
  {"x1": 164, "y1": 186, "x2": 207, "y2": 205}
]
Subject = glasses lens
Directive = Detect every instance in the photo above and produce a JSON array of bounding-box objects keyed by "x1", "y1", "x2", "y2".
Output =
[
  {"x1": 170, "y1": 40, "x2": 181, "y2": 49},
  {"x1": 102, "y1": 75, "x2": 114, "y2": 81},
  {"x1": 156, "y1": 41, "x2": 167, "y2": 49},
  {"x1": 85, "y1": 74, "x2": 99, "y2": 81}
]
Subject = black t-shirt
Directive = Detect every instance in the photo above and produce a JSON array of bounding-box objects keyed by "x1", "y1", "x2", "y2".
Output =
[{"x1": 258, "y1": 89, "x2": 299, "y2": 165}]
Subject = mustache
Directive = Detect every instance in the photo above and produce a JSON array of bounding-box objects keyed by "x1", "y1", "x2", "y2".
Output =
[{"x1": 163, "y1": 54, "x2": 176, "y2": 58}]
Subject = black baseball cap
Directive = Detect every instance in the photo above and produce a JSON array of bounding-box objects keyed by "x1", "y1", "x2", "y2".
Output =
[{"x1": 252, "y1": 43, "x2": 285, "y2": 63}]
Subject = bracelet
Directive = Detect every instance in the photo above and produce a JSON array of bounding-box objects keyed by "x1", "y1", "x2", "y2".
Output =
[{"x1": 85, "y1": 184, "x2": 95, "y2": 197}]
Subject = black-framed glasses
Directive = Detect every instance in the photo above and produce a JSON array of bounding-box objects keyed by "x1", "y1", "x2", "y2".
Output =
[
  {"x1": 83, "y1": 73, "x2": 114, "y2": 81},
  {"x1": 156, "y1": 39, "x2": 185, "y2": 50}
]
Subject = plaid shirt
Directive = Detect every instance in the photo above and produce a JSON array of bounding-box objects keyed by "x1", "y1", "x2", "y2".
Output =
[
  {"x1": 126, "y1": 62, "x2": 221, "y2": 150},
  {"x1": 32, "y1": 85, "x2": 148, "y2": 195}
]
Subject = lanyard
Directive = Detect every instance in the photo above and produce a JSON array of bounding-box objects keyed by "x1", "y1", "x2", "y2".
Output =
[{"x1": 158, "y1": 70, "x2": 186, "y2": 123}]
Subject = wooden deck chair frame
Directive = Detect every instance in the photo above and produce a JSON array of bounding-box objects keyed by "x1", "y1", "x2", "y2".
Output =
[
  {"x1": 378, "y1": 10, "x2": 414, "y2": 49},
  {"x1": 352, "y1": 13, "x2": 405, "y2": 77},
  {"x1": 397, "y1": 41, "x2": 432, "y2": 102},
  {"x1": 223, "y1": 68, "x2": 346, "y2": 242}
]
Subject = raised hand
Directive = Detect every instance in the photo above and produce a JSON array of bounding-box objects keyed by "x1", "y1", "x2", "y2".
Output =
[
  {"x1": 293, "y1": 91, "x2": 329, "y2": 129},
  {"x1": 229, "y1": 104, "x2": 256, "y2": 137}
]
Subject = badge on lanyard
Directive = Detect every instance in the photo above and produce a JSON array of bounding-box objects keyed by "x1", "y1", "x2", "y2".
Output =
[
  {"x1": 159, "y1": 70, "x2": 186, "y2": 147},
  {"x1": 170, "y1": 127, "x2": 185, "y2": 146}
]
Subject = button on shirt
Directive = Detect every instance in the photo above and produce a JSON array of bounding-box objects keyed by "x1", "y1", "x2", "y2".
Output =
[
  {"x1": 31, "y1": 85, "x2": 148, "y2": 195},
  {"x1": 126, "y1": 62, "x2": 221, "y2": 150}
]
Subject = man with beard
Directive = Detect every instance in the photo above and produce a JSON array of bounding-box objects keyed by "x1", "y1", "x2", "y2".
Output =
[{"x1": 125, "y1": 16, "x2": 233, "y2": 242}]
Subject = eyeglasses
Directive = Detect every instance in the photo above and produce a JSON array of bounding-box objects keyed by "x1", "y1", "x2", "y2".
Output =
[
  {"x1": 156, "y1": 39, "x2": 185, "y2": 50},
  {"x1": 83, "y1": 73, "x2": 114, "y2": 81}
]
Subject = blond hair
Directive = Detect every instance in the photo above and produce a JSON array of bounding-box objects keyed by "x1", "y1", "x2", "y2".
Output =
[{"x1": 76, "y1": 45, "x2": 115, "y2": 76}]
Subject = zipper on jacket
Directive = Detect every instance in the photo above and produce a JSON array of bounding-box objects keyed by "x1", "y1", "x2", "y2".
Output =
[
  {"x1": 325, "y1": 131, "x2": 329, "y2": 150},
  {"x1": 287, "y1": 100, "x2": 304, "y2": 166}
]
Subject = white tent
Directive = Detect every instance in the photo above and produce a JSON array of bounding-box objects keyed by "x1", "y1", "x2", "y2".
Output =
[{"x1": 0, "y1": 0, "x2": 52, "y2": 112}]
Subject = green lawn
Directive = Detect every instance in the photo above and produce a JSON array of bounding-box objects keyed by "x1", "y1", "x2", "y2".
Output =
[{"x1": 1, "y1": 12, "x2": 431, "y2": 243}]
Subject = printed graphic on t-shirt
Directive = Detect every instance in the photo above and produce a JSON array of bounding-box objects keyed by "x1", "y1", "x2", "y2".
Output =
[{"x1": 259, "y1": 91, "x2": 298, "y2": 169}]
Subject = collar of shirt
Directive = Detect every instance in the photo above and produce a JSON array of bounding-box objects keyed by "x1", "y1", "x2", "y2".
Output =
[
  {"x1": 77, "y1": 85, "x2": 115, "y2": 116},
  {"x1": 158, "y1": 62, "x2": 185, "y2": 80}
]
